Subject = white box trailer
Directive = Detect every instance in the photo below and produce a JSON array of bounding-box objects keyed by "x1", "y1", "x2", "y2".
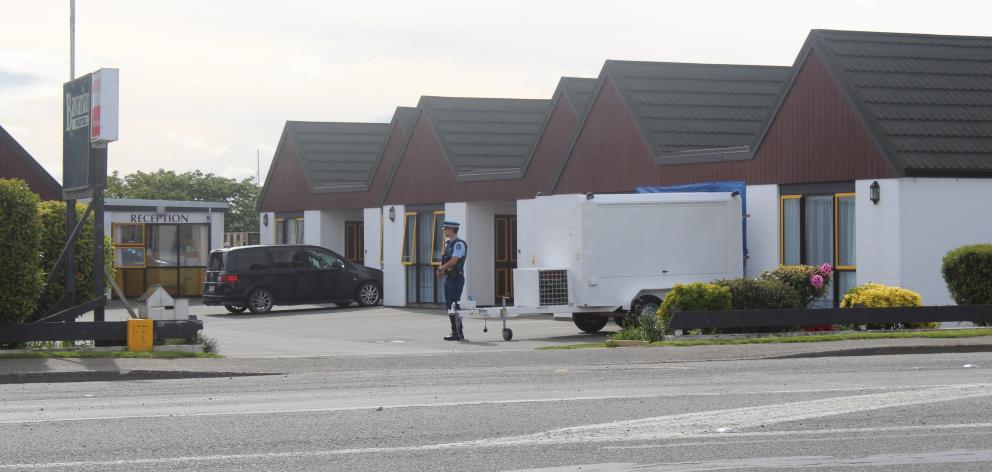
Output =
[{"x1": 458, "y1": 191, "x2": 743, "y2": 340}]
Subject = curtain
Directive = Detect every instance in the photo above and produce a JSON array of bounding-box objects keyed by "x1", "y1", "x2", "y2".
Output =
[
  {"x1": 837, "y1": 196, "x2": 855, "y2": 266},
  {"x1": 805, "y1": 196, "x2": 834, "y2": 308},
  {"x1": 783, "y1": 199, "x2": 800, "y2": 265}
]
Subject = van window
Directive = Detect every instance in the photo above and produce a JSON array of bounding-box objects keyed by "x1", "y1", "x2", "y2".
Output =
[
  {"x1": 208, "y1": 252, "x2": 225, "y2": 271},
  {"x1": 307, "y1": 248, "x2": 345, "y2": 270},
  {"x1": 237, "y1": 248, "x2": 269, "y2": 271},
  {"x1": 271, "y1": 247, "x2": 306, "y2": 270}
]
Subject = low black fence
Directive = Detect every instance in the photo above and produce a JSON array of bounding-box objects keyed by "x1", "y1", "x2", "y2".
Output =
[
  {"x1": 669, "y1": 305, "x2": 992, "y2": 331},
  {"x1": 0, "y1": 320, "x2": 203, "y2": 344}
]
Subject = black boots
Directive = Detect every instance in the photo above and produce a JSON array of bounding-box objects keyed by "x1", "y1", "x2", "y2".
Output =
[{"x1": 444, "y1": 314, "x2": 464, "y2": 341}]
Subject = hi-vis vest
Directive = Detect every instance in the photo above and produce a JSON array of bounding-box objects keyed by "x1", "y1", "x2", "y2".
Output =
[{"x1": 441, "y1": 238, "x2": 467, "y2": 278}]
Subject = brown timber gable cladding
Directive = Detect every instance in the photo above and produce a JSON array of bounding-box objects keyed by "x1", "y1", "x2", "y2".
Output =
[
  {"x1": 0, "y1": 125, "x2": 61, "y2": 200},
  {"x1": 259, "y1": 108, "x2": 415, "y2": 212},
  {"x1": 383, "y1": 80, "x2": 593, "y2": 206},
  {"x1": 552, "y1": 55, "x2": 894, "y2": 194}
]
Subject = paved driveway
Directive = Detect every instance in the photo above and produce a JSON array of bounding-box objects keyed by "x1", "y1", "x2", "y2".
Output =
[{"x1": 96, "y1": 301, "x2": 613, "y2": 358}]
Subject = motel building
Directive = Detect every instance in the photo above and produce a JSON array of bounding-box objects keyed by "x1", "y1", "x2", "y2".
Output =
[{"x1": 260, "y1": 29, "x2": 992, "y2": 309}]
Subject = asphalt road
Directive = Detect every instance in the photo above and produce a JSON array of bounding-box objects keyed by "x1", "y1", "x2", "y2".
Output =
[{"x1": 2, "y1": 342, "x2": 992, "y2": 471}]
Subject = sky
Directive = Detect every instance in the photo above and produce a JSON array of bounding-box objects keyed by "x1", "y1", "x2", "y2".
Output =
[{"x1": 1, "y1": 0, "x2": 990, "y2": 185}]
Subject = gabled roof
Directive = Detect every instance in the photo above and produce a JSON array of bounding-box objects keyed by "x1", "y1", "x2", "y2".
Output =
[
  {"x1": 560, "y1": 77, "x2": 597, "y2": 115},
  {"x1": 0, "y1": 124, "x2": 62, "y2": 198},
  {"x1": 285, "y1": 121, "x2": 391, "y2": 193},
  {"x1": 604, "y1": 60, "x2": 791, "y2": 164},
  {"x1": 395, "y1": 106, "x2": 419, "y2": 133},
  {"x1": 418, "y1": 96, "x2": 551, "y2": 181},
  {"x1": 804, "y1": 29, "x2": 992, "y2": 176}
]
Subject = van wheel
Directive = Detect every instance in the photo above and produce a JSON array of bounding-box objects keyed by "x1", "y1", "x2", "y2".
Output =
[
  {"x1": 225, "y1": 304, "x2": 247, "y2": 314},
  {"x1": 247, "y1": 288, "x2": 274, "y2": 314},
  {"x1": 573, "y1": 314, "x2": 609, "y2": 333},
  {"x1": 356, "y1": 282, "x2": 382, "y2": 307}
]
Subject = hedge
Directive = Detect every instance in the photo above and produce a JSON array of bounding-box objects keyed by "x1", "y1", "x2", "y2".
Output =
[
  {"x1": 840, "y1": 283, "x2": 936, "y2": 330},
  {"x1": 716, "y1": 278, "x2": 802, "y2": 311},
  {"x1": 34, "y1": 201, "x2": 115, "y2": 319},
  {"x1": 0, "y1": 179, "x2": 42, "y2": 322},
  {"x1": 657, "y1": 282, "x2": 732, "y2": 334},
  {"x1": 941, "y1": 244, "x2": 992, "y2": 306}
]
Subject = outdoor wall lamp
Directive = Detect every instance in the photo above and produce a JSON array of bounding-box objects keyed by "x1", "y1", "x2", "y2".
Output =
[
  {"x1": 262, "y1": 214, "x2": 269, "y2": 227},
  {"x1": 388, "y1": 206, "x2": 396, "y2": 222},
  {"x1": 869, "y1": 181, "x2": 881, "y2": 205}
]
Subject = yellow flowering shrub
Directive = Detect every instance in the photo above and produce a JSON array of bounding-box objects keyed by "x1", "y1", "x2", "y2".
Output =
[{"x1": 840, "y1": 283, "x2": 936, "y2": 329}]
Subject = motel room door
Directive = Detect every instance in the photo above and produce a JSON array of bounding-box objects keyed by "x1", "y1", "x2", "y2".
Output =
[
  {"x1": 344, "y1": 221, "x2": 364, "y2": 266},
  {"x1": 494, "y1": 215, "x2": 517, "y2": 304}
]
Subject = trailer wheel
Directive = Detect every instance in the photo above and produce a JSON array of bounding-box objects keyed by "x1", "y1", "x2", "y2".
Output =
[
  {"x1": 573, "y1": 314, "x2": 609, "y2": 333},
  {"x1": 502, "y1": 328, "x2": 513, "y2": 341}
]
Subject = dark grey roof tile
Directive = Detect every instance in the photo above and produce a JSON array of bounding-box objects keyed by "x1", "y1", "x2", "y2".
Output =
[
  {"x1": 419, "y1": 96, "x2": 550, "y2": 180},
  {"x1": 605, "y1": 60, "x2": 790, "y2": 163},
  {"x1": 285, "y1": 121, "x2": 391, "y2": 192},
  {"x1": 814, "y1": 29, "x2": 992, "y2": 174}
]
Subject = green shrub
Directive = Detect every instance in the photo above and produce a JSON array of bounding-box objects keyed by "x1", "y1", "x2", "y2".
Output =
[
  {"x1": 0, "y1": 179, "x2": 42, "y2": 323},
  {"x1": 716, "y1": 278, "x2": 802, "y2": 310},
  {"x1": 711, "y1": 277, "x2": 801, "y2": 333},
  {"x1": 33, "y1": 201, "x2": 115, "y2": 319},
  {"x1": 941, "y1": 244, "x2": 992, "y2": 306},
  {"x1": 760, "y1": 264, "x2": 833, "y2": 308},
  {"x1": 657, "y1": 283, "x2": 732, "y2": 334},
  {"x1": 841, "y1": 283, "x2": 936, "y2": 330}
]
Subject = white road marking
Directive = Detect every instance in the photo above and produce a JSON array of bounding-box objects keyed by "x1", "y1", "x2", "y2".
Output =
[
  {"x1": 504, "y1": 449, "x2": 992, "y2": 471},
  {"x1": 4, "y1": 383, "x2": 992, "y2": 469}
]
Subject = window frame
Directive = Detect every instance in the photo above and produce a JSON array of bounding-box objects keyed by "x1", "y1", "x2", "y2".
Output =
[
  {"x1": 400, "y1": 211, "x2": 417, "y2": 266},
  {"x1": 779, "y1": 192, "x2": 857, "y2": 306},
  {"x1": 833, "y1": 192, "x2": 856, "y2": 271},
  {"x1": 112, "y1": 223, "x2": 147, "y2": 268},
  {"x1": 779, "y1": 195, "x2": 802, "y2": 265},
  {"x1": 430, "y1": 210, "x2": 446, "y2": 266}
]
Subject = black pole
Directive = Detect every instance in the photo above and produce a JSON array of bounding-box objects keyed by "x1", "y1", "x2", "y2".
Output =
[
  {"x1": 91, "y1": 145, "x2": 107, "y2": 323},
  {"x1": 65, "y1": 200, "x2": 77, "y2": 314}
]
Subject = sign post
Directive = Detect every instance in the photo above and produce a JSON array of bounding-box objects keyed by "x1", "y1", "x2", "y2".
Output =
[{"x1": 44, "y1": 68, "x2": 119, "y2": 324}]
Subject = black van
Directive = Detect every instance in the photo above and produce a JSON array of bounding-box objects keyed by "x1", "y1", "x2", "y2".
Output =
[{"x1": 203, "y1": 245, "x2": 383, "y2": 314}]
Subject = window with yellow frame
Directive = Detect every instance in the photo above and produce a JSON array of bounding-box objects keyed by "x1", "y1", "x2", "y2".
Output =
[
  {"x1": 430, "y1": 210, "x2": 445, "y2": 266},
  {"x1": 779, "y1": 192, "x2": 857, "y2": 304},
  {"x1": 111, "y1": 223, "x2": 146, "y2": 268},
  {"x1": 400, "y1": 212, "x2": 417, "y2": 265}
]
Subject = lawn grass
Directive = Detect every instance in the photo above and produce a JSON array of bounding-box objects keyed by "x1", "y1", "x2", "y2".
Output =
[
  {"x1": 538, "y1": 328, "x2": 992, "y2": 350},
  {"x1": 0, "y1": 351, "x2": 220, "y2": 359}
]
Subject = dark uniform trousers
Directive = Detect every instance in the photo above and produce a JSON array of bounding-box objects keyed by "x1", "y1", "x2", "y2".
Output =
[{"x1": 445, "y1": 274, "x2": 465, "y2": 337}]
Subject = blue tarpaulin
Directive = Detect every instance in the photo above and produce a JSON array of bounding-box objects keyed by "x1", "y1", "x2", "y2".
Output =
[{"x1": 636, "y1": 181, "x2": 748, "y2": 272}]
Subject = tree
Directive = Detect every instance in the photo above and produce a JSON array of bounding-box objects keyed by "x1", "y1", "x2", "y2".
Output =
[
  {"x1": 107, "y1": 169, "x2": 260, "y2": 232},
  {"x1": 0, "y1": 179, "x2": 42, "y2": 322}
]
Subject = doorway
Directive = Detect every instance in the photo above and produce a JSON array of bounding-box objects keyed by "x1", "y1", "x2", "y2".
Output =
[
  {"x1": 344, "y1": 221, "x2": 364, "y2": 265},
  {"x1": 494, "y1": 214, "x2": 517, "y2": 304}
]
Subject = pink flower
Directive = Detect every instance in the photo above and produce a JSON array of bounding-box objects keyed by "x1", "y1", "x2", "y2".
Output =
[
  {"x1": 819, "y1": 263, "x2": 833, "y2": 276},
  {"x1": 810, "y1": 274, "x2": 825, "y2": 288}
]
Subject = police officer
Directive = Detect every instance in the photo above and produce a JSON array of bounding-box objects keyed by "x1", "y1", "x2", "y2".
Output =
[{"x1": 436, "y1": 221, "x2": 467, "y2": 341}]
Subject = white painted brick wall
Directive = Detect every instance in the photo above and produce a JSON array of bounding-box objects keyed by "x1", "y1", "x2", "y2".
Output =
[
  {"x1": 898, "y1": 178, "x2": 992, "y2": 305},
  {"x1": 744, "y1": 184, "x2": 779, "y2": 278},
  {"x1": 516, "y1": 198, "x2": 536, "y2": 269},
  {"x1": 259, "y1": 212, "x2": 275, "y2": 245},
  {"x1": 363, "y1": 208, "x2": 382, "y2": 270},
  {"x1": 382, "y1": 204, "x2": 406, "y2": 306},
  {"x1": 856, "y1": 178, "x2": 901, "y2": 288},
  {"x1": 304, "y1": 210, "x2": 323, "y2": 247},
  {"x1": 458, "y1": 201, "x2": 515, "y2": 306}
]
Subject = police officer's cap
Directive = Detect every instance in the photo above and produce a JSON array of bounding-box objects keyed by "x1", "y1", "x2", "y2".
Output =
[{"x1": 442, "y1": 221, "x2": 460, "y2": 229}]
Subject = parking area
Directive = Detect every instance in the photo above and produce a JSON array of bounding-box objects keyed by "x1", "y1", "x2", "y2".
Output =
[{"x1": 91, "y1": 301, "x2": 614, "y2": 358}]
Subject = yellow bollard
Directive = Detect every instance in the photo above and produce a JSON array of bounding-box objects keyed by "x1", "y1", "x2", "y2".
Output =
[{"x1": 127, "y1": 319, "x2": 154, "y2": 352}]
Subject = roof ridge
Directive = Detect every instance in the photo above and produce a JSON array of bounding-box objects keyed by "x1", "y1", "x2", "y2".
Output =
[
  {"x1": 813, "y1": 29, "x2": 992, "y2": 43},
  {"x1": 605, "y1": 59, "x2": 790, "y2": 70}
]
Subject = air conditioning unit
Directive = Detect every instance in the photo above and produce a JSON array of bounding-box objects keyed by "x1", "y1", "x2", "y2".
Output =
[{"x1": 513, "y1": 268, "x2": 569, "y2": 308}]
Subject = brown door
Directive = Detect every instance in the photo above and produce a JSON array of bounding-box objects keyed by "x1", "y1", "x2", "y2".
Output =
[
  {"x1": 345, "y1": 221, "x2": 364, "y2": 265},
  {"x1": 494, "y1": 215, "x2": 517, "y2": 304}
]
